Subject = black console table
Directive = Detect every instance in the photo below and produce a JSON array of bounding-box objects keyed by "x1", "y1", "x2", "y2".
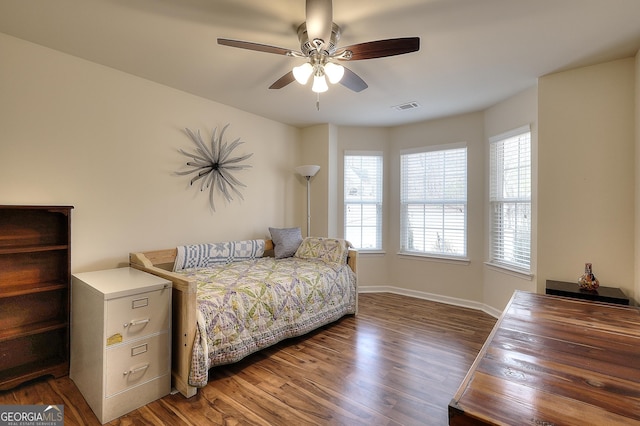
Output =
[{"x1": 545, "y1": 280, "x2": 630, "y2": 305}]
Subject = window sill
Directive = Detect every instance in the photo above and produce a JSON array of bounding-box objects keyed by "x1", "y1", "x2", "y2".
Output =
[
  {"x1": 397, "y1": 252, "x2": 470, "y2": 265},
  {"x1": 358, "y1": 250, "x2": 386, "y2": 256},
  {"x1": 485, "y1": 261, "x2": 534, "y2": 280}
]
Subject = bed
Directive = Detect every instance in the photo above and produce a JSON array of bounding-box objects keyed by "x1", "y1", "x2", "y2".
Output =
[{"x1": 129, "y1": 236, "x2": 357, "y2": 398}]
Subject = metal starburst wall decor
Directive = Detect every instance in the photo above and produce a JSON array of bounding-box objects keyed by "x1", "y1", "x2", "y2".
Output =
[{"x1": 176, "y1": 124, "x2": 253, "y2": 211}]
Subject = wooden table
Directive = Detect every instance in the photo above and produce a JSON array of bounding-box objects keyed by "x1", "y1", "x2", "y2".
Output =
[{"x1": 448, "y1": 291, "x2": 640, "y2": 425}]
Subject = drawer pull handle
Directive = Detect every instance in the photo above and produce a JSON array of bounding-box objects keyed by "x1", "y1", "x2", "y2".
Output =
[
  {"x1": 123, "y1": 363, "x2": 149, "y2": 376},
  {"x1": 123, "y1": 318, "x2": 150, "y2": 328}
]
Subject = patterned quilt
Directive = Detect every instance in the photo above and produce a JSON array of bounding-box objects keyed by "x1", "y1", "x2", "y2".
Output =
[{"x1": 175, "y1": 256, "x2": 357, "y2": 387}]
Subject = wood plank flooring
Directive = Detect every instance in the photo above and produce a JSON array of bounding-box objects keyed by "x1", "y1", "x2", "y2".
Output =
[{"x1": 0, "y1": 293, "x2": 496, "y2": 425}]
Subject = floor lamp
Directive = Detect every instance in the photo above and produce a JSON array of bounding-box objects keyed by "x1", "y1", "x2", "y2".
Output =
[{"x1": 295, "y1": 165, "x2": 320, "y2": 237}]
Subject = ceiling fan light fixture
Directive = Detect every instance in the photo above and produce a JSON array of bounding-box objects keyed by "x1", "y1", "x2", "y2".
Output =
[
  {"x1": 312, "y1": 74, "x2": 328, "y2": 93},
  {"x1": 219, "y1": 1, "x2": 420, "y2": 98},
  {"x1": 293, "y1": 62, "x2": 314, "y2": 84},
  {"x1": 323, "y1": 61, "x2": 344, "y2": 84}
]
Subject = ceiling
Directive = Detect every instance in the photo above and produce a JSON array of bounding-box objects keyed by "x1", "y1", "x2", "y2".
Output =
[{"x1": 1, "y1": 0, "x2": 640, "y2": 128}]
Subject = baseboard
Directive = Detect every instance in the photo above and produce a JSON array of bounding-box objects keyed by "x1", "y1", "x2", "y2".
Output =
[{"x1": 358, "y1": 285, "x2": 502, "y2": 318}]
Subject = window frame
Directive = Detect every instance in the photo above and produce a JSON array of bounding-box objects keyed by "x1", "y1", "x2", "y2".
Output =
[
  {"x1": 343, "y1": 151, "x2": 384, "y2": 251},
  {"x1": 399, "y1": 143, "x2": 468, "y2": 260}
]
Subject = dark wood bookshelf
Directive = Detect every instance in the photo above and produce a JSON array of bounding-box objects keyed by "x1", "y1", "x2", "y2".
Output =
[{"x1": 0, "y1": 205, "x2": 73, "y2": 390}]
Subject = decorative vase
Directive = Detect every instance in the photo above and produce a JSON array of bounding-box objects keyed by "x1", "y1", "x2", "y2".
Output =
[{"x1": 578, "y1": 263, "x2": 599, "y2": 291}]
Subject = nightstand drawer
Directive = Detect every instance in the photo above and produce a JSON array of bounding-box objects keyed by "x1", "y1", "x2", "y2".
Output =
[
  {"x1": 105, "y1": 331, "x2": 170, "y2": 397},
  {"x1": 105, "y1": 289, "x2": 170, "y2": 344}
]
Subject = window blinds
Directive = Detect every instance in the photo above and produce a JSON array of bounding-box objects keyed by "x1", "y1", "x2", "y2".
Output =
[
  {"x1": 489, "y1": 126, "x2": 531, "y2": 270},
  {"x1": 400, "y1": 144, "x2": 467, "y2": 257},
  {"x1": 344, "y1": 153, "x2": 383, "y2": 250}
]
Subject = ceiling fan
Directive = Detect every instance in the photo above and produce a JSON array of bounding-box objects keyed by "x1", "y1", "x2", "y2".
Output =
[{"x1": 217, "y1": 0, "x2": 420, "y2": 95}]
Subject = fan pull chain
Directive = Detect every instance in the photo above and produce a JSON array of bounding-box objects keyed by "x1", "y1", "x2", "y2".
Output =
[{"x1": 316, "y1": 92, "x2": 320, "y2": 111}]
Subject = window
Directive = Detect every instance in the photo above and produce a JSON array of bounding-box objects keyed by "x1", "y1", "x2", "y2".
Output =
[
  {"x1": 344, "y1": 152, "x2": 383, "y2": 250},
  {"x1": 400, "y1": 144, "x2": 467, "y2": 258},
  {"x1": 489, "y1": 126, "x2": 531, "y2": 271}
]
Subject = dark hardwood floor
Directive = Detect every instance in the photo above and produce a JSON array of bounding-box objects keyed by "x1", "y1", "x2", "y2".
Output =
[{"x1": 0, "y1": 293, "x2": 496, "y2": 425}]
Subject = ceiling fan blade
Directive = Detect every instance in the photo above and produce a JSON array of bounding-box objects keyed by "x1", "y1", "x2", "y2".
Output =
[
  {"x1": 339, "y1": 37, "x2": 420, "y2": 61},
  {"x1": 269, "y1": 71, "x2": 296, "y2": 89},
  {"x1": 305, "y1": 0, "x2": 333, "y2": 50},
  {"x1": 340, "y1": 67, "x2": 368, "y2": 92},
  {"x1": 218, "y1": 38, "x2": 292, "y2": 55}
]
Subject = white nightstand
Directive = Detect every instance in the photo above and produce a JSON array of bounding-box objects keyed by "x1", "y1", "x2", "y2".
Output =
[{"x1": 70, "y1": 267, "x2": 172, "y2": 424}]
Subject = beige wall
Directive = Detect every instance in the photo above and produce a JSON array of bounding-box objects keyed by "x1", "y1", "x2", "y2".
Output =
[
  {"x1": 0, "y1": 33, "x2": 302, "y2": 273},
  {"x1": 483, "y1": 87, "x2": 538, "y2": 311},
  {"x1": 335, "y1": 110, "x2": 536, "y2": 312},
  {"x1": 334, "y1": 57, "x2": 637, "y2": 313},
  {"x1": 3, "y1": 30, "x2": 637, "y2": 311},
  {"x1": 337, "y1": 126, "x2": 391, "y2": 288},
  {"x1": 387, "y1": 112, "x2": 486, "y2": 303},
  {"x1": 636, "y1": 50, "x2": 640, "y2": 301},
  {"x1": 299, "y1": 124, "x2": 331, "y2": 238},
  {"x1": 538, "y1": 58, "x2": 636, "y2": 301}
]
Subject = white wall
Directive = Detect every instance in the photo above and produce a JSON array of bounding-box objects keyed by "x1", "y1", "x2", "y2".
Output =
[
  {"x1": 0, "y1": 33, "x2": 301, "y2": 273},
  {"x1": 482, "y1": 87, "x2": 538, "y2": 310},
  {"x1": 538, "y1": 58, "x2": 636, "y2": 301}
]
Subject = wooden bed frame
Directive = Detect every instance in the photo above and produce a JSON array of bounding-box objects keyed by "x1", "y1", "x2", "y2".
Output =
[{"x1": 129, "y1": 239, "x2": 358, "y2": 398}]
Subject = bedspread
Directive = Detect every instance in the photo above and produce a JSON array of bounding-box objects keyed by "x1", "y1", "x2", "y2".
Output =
[{"x1": 175, "y1": 256, "x2": 357, "y2": 387}]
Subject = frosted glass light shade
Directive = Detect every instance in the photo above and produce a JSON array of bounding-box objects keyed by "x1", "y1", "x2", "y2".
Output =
[
  {"x1": 311, "y1": 74, "x2": 328, "y2": 93},
  {"x1": 293, "y1": 62, "x2": 313, "y2": 84},
  {"x1": 295, "y1": 165, "x2": 321, "y2": 177},
  {"x1": 324, "y1": 62, "x2": 344, "y2": 84}
]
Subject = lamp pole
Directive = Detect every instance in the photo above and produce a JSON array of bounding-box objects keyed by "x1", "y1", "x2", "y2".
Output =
[
  {"x1": 304, "y1": 175, "x2": 311, "y2": 237},
  {"x1": 295, "y1": 165, "x2": 321, "y2": 237}
]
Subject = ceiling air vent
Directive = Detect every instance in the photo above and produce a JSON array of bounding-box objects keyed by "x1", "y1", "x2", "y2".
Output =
[{"x1": 392, "y1": 101, "x2": 420, "y2": 111}]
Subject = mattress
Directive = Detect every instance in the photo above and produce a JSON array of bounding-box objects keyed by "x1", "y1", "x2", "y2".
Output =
[{"x1": 175, "y1": 256, "x2": 357, "y2": 387}]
